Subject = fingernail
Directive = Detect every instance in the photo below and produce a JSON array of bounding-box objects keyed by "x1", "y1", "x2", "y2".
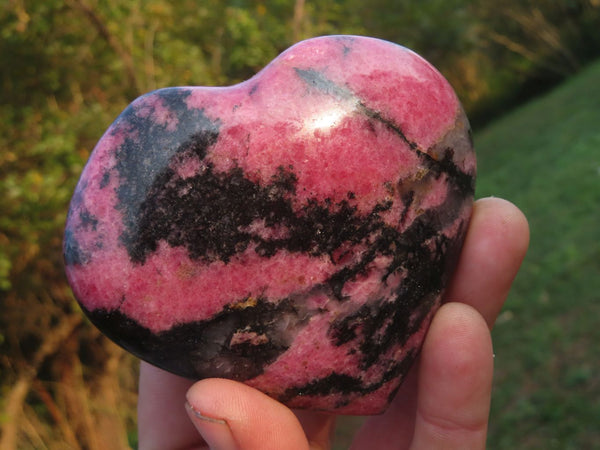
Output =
[{"x1": 185, "y1": 401, "x2": 238, "y2": 450}]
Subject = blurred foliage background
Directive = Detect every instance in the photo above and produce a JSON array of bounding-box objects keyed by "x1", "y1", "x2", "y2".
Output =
[{"x1": 1, "y1": 1, "x2": 599, "y2": 448}]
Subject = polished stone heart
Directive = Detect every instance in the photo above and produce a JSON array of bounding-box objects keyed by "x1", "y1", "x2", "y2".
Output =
[{"x1": 64, "y1": 35, "x2": 476, "y2": 414}]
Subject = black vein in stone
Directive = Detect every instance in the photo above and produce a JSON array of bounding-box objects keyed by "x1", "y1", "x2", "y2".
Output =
[
  {"x1": 112, "y1": 88, "x2": 220, "y2": 249},
  {"x1": 82, "y1": 297, "x2": 306, "y2": 381},
  {"x1": 279, "y1": 347, "x2": 418, "y2": 406},
  {"x1": 294, "y1": 68, "x2": 356, "y2": 102}
]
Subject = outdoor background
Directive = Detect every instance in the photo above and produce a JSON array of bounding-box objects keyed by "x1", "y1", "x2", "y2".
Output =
[{"x1": 1, "y1": 1, "x2": 599, "y2": 448}]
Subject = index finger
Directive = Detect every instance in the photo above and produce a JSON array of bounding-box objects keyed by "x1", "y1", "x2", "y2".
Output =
[
  {"x1": 443, "y1": 197, "x2": 530, "y2": 328},
  {"x1": 138, "y1": 362, "x2": 201, "y2": 449}
]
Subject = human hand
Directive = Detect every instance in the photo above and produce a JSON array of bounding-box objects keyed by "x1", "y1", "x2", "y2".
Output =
[{"x1": 137, "y1": 197, "x2": 529, "y2": 450}]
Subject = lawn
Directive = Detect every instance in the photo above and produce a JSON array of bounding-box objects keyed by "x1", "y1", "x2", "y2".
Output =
[
  {"x1": 334, "y1": 59, "x2": 600, "y2": 449},
  {"x1": 476, "y1": 59, "x2": 600, "y2": 448}
]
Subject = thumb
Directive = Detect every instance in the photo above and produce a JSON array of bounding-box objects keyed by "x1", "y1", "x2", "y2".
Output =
[{"x1": 186, "y1": 378, "x2": 321, "y2": 450}]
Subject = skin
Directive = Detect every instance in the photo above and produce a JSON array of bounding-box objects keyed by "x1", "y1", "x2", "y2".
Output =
[{"x1": 137, "y1": 197, "x2": 529, "y2": 450}]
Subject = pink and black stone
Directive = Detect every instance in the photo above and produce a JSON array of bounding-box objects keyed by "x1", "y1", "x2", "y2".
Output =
[{"x1": 64, "y1": 35, "x2": 476, "y2": 414}]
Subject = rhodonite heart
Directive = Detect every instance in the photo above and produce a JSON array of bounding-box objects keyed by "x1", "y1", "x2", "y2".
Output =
[{"x1": 64, "y1": 35, "x2": 476, "y2": 414}]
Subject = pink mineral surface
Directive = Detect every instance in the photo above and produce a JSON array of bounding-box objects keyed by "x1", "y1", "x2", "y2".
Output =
[{"x1": 64, "y1": 35, "x2": 476, "y2": 414}]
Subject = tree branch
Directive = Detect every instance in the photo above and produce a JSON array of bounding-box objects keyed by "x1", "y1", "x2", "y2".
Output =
[
  {"x1": 486, "y1": 30, "x2": 572, "y2": 77},
  {"x1": 293, "y1": 0, "x2": 306, "y2": 42},
  {"x1": 67, "y1": 0, "x2": 141, "y2": 95},
  {"x1": 0, "y1": 313, "x2": 82, "y2": 450}
]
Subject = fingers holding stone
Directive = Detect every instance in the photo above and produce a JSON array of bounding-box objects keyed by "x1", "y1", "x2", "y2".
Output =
[
  {"x1": 411, "y1": 302, "x2": 493, "y2": 450},
  {"x1": 444, "y1": 197, "x2": 530, "y2": 328}
]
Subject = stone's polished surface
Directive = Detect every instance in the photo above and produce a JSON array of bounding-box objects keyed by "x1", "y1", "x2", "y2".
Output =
[{"x1": 64, "y1": 35, "x2": 476, "y2": 414}]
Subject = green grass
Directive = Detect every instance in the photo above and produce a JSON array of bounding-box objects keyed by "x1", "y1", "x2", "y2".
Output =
[{"x1": 474, "y1": 59, "x2": 600, "y2": 449}]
